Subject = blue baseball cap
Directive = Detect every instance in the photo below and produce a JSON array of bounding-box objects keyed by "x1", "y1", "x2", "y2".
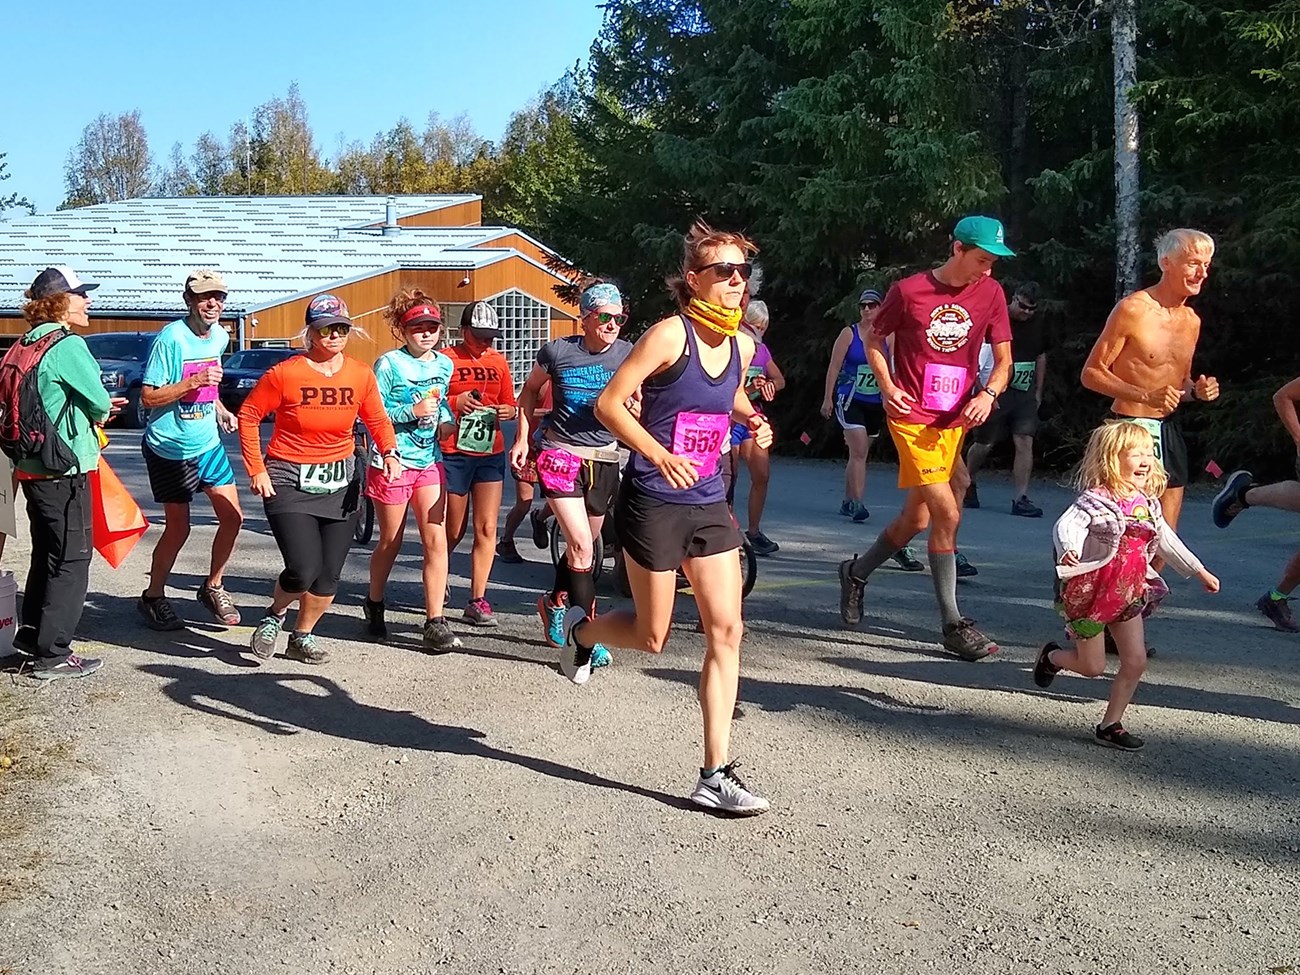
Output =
[
  {"x1": 953, "y1": 216, "x2": 1015, "y2": 257},
  {"x1": 305, "y1": 293, "x2": 351, "y2": 329}
]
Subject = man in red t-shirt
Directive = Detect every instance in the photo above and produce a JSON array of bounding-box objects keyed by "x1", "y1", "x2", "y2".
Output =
[{"x1": 837, "y1": 216, "x2": 1014, "y2": 661}]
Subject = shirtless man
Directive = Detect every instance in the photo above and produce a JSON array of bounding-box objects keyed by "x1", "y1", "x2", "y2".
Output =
[{"x1": 1081, "y1": 228, "x2": 1220, "y2": 533}]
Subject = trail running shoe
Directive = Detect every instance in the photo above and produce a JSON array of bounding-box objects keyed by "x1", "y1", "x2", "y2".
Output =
[
  {"x1": 1033, "y1": 641, "x2": 1061, "y2": 688},
  {"x1": 558, "y1": 606, "x2": 593, "y2": 685},
  {"x1": 464, "y1": 597, "x2": 498, "y2": 627},
  {"x1": 1212, "y1": 470, "x2": 1255, "y2": 529},
  {"x1": 838, "y1": 558, "x2": 865, "y2": 626},
  {"x1": 941, "y1": 617, "x2": 997, "y2": 661},
  {"x1": 30, "y1": 653, "x2": 102, "y2": 681},
  {"x1": 955, "y1": 551, "x2": 978, "y2": 578},
  {"x1": 747, "y1": 530, "x2": 780, "y2": 556},
  {"x1": 363, "y1": 598, "x2": 388, "y2": 641},
  {"x1": 591, "y1": 644, "x2": 612, "y2": 668},
  {"x1": 689, "y1": 762, "x2": 770, "y2": 815},
  {"x1": 496, "y1": 539, "x2": 523, "y2": 564},
  {"x1": 530, "y1": 508, "x2": 550, "y2": 549},
  {"x1": 851, "y1": 502, "x2": 870, "y2": 523},
  {"x1": 138, "y1": 593, "x2": 184, "y2": 631},
  {"x1": 838, "y1": 499, "x2": 854, "y2": 517},
  {"x1": 1095, "y1": 722, "x2": 1144, "y2": 751},
  {"x1": 538, "y1": 593, "x2": 568, "y2": 648},
  {"x1": 422, "y1": 618, "x2": 463, "y2": 652},
  {"x1": 198, "y1": 584, "x2": 241, "y2": 626},
  {"x1": 250, "y1": 612, "x2": 286, "y2": 659},
  {"x1": 964, "y1": 483, "x2": 980, "y2": 509},
  {"x1": 891, "y1": 547, "x2": 925, "y2": 572},
  {"x1": 1011, "y1": 495, "x2": 1044, "y2": 518},
  {"x1": 1255, "y1": 592, "x2": 1300, "y2": 632},
  {"x1": 286, "y1": 631, "x2": 330, "y2": 665}
]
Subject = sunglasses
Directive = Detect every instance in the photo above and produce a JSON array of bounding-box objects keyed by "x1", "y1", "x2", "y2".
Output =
[
  {"x1": 859, "y1": 301, "x2": 880, "y2": 311},
  {"x1": 697, "y1": 261, "x2": 753, "y2": 281},
  {"x1": 1014, "y1": 298, "x2": 1037, "y2": 313},
  {"x1": 589, "y1": 311, "x2": 628, "y2": 327},
  {"x1": 316, "y1": 324, "x2": 351, "y2": 337}
]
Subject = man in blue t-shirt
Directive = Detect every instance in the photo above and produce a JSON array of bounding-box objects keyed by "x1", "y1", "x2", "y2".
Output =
[{"x1": 136, "y1": 269, "x2": 244, "y2": 631}]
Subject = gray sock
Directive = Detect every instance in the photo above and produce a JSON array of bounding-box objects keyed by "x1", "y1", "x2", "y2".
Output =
[
  {"x1": 928, "y1": 550, "x2": 962, "y2": 627},
  {"x1": 851, "y1": 533, "x2": 901, "y2": 580}
]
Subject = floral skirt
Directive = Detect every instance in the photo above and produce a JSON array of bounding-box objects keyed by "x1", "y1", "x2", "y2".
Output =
[{"x1": 1055, "y1": 530, "x2": 1168, "y2": 640}]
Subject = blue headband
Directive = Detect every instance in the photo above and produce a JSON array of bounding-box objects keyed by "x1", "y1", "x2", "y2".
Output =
[{"x1": 579, "y1": 283, "x2": 622, "y2": 314}]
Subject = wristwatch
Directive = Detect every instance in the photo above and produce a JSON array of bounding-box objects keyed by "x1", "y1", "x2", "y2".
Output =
[
  {"x1": 980, "y1": 387, "x2": 999, "y2": 400},
  {"x1": 382, "y1": 448, "x2": 401, "y2": 460}
]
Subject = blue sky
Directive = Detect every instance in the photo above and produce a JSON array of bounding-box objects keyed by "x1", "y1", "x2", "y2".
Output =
[{"x1": 1, "y1": 0, "x2": 605, "y2": 213}]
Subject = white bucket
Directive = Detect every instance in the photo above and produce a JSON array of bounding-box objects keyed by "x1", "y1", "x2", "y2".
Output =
[{"x1": 0, "y1": 571, "x2": 16, "y2": 655}]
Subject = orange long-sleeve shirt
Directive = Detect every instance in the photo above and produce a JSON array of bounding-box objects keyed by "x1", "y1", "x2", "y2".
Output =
[
  {"x1": 238, "y1": 354, "x2": 397, "y2": 477},
  {"x1": 439, "y1": 344, "x2": 517, "y2": 456}
]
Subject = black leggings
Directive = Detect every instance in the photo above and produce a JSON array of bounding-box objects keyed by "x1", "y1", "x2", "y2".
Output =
[{"x1": 266, "y1": 510, "x2": 355, "y2": 596}]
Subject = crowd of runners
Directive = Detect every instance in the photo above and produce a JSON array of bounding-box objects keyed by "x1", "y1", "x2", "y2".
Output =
[{"x1": 5, "y1": 214, "x2": 1273, "y2": 816}]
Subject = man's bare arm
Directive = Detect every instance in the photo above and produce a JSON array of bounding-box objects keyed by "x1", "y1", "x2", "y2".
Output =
[{"x1": 1081, "y1": 298, "x2": 1179, "y2": 411}]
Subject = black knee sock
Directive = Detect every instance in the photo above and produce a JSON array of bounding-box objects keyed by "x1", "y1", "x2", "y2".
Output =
[
  {"x1": 551, "y1": 560, "x2": 571, "y2": 604},
  {"x1": 568, "y1": 565, "x2": 596, "y2": 618}
]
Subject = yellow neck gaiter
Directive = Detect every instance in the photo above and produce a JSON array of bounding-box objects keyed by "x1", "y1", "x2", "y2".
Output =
[{"x1": 685, "y1": 298, "x2": 743, "y2": 337}]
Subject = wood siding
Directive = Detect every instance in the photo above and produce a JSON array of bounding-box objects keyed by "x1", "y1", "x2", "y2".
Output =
[{"x1": 398, "y1": 200, "x2": 482, "y2": 228}]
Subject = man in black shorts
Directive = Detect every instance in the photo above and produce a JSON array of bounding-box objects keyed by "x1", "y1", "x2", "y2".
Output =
[{"x1": 965, "y1": 282, "x2": 1047, "y2": 517}]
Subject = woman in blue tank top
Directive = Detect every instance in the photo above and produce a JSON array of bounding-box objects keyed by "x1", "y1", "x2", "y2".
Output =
[
  {"x1": 821, "y1": 289, "x2": 887, "y2": 523},
  {"x1": 554, "y1": 220, "x2": 773, "y2": 816}
]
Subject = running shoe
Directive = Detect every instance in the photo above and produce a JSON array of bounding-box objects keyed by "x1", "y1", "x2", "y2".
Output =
[
  {"x1": 558, "y1": 606, "x2": 593, "y2": 685},
  {"x1": 530, "y1": 508, "x2": 549, "y2": 549},
  {"x1": 464, "y1": 597, "x2": 498, "y2": 627},
  {"x1": 1095, "y1": 722, "x2": 1144, "y2": 751},
  {"x1": 423, "y1": 618, "x2": 463, "y2": 652},
  {"x1": 362, "y1": 598, "x2": 387, "y2": 640},
  {"x1": 689, "y1": 762, "x2": 770, "y2": 816},
  {"x1": 838, "y1": 499, "x2": 854, "y2": 517},
  {"x1": 138, "y1": 593, "x2": 184, "y2": 631},
  {"x1": 286, "y1": 631, "x2": 330, "y2": 665},
  {"x1": 747, "y1": 530, "x2": 780, "y2": 556},
  {"x1": 941, "y1": 617, "x2": 997, "y2": 661},
  {"x1": 955, "y1": 551, "x2": 978, "y2": 578},
  {"x1": 250, "y1": 612, "x2": 286, "y2": 660},
  {"x1": 538, "y1": 592, "x2": 568, "y2": 648},
  {"x1": 1011, "y1": 495, "x2": 1043, "y2": 518},
  {"x1": 890, "y1": 547, "x2": 925, "y2": 572},
  {"x1": 851, "y1": 502, "x2": 870, "y2": 523},
  {"x1": 963, "y1": 483, "x2": 980, "y2": 509},
  {"x1": 591, "y1": 644, "x2": 612, "y2": 668},
  {"x1": 30, "y1": 653, "x2": 102, "y2": 681},
  {"x1": 496, "y1": 539, "x2": 523, "y2": 564},
  {"x1": 1212, "y1": 470, "x2": 1255, "y2": 528},
  {"x1": 1255, "y1": 592, "x2": 1300, "y2": 632},
  {"x1": 838, "y1": 558, "x2": 865, "y2": 626},
  {"x1": 1033, "y1": 641, "x2": 1061, "y2": 688},
  {"x1": 198, "y1": 584, "x2": 241, "y2": 626}
]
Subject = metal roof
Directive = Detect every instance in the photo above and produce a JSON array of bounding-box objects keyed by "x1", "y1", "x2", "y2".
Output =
[{"x1": 0, "y1": 195, "x2": 569, "y2": 315}]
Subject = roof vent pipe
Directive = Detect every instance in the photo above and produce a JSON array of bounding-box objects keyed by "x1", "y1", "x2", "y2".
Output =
[{"x1": 382, "y1": 196, "x2": 399, "y2": 236}]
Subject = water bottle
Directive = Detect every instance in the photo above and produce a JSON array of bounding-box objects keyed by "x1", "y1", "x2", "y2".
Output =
[{"x1": 417, "y1": 388, "x2": 439, "y2": 430}]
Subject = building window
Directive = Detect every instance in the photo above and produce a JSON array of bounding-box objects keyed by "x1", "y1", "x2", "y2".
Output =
[{"x1": 487, "y1": 290, "x2": 551, "y2": 389}]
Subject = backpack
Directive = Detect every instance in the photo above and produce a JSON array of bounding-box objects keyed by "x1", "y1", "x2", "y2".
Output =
[{"x1": 0, "y1": 328, "x2": 80, "y2": 473}]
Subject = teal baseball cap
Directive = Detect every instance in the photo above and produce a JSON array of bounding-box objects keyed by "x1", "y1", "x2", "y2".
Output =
[{"x1": 953, "y1": 215, "x2": 1015, "y2": 258}]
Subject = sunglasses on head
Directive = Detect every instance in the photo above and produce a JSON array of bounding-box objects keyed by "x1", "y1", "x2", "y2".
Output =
[
  {"x1": 589, "y1": 311, "x2": 628, "y2": 327},
  {"x1": 697, "y1": 261, "x2": 753, "y2": 282},
  {"x1": 317, "y1": 324, "x2": 351, "y2": 337}
]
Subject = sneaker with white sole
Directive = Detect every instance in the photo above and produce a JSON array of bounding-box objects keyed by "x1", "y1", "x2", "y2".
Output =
[
  {"x1": 558, "y1": 606, "x2": 593, "y2": 685},
  {"x1": 198, "y1": 584, "x2": 241, "y2": 626},
  {"x1": 250, "y1": 612, "x2": 286, "y2": 660},
  {"x1": 538, "y1": 592, "x2": 567, "y2": 648},
  {"x1": 138, "y1": 593, "x2": 184, "y2": 631},
  {"x1": 689, "y1": 762, "x2": 770, "y2": 815},
  {"x1": 464, "y1": 597, "x2": 497, "y2": 627},
  {"x1": 285, "y1": 631, "x2": 330, "y2": 665},
  {"x1": 423, "y1": 618, "x2": 463, "y2": 652},
  {"x1": 30, "y1": 653, "x2": 103, "y2": 681}
]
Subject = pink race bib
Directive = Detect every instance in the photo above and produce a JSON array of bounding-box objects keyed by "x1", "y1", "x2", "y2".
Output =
[
  {"x1": 671, "y1": 412, "x2": 730, "y2": 478},
  {"x1": 181, "y1": 359, "x2": 219, "y2": 404},
  {"x1": 537, "y1": 447, "x2": 582, "y2": 493},
  {"x1": 921, "y1": 363, "x2": 968, "y2": 412}
]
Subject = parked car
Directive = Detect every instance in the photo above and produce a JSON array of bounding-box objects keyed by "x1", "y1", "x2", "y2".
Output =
[
  {"x1": 219, "y1": 347, "x2": 301, "y2": 415},
  {"x1": 86, "y1": 332, "x2": 158, "y2": 428}
]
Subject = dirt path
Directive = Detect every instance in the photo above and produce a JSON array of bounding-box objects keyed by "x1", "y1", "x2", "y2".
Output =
[{"x1": 2, "y1": 434, "x2": 1298, "y2": 974}]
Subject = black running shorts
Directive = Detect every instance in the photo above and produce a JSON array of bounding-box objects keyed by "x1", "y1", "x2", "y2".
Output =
[
  {"x1": 1111, "y1": 412, "x2": 1189, "y2": 489},
  {"x1": 614, "y1": 480, "x2": 740, "y2": 573}
]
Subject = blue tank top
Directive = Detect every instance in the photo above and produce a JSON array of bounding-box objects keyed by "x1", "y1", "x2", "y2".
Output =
[
  {"x1": 627, "y1": 316, "x2": 740, "y2": 504},
  {"x1": 836, "y1": 323, "x2": 883, "y2": 404}
]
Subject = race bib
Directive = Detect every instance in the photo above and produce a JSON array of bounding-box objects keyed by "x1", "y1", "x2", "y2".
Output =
[
  {"x1": 537, "y1": 447, "x2": 582, "y2": 493},
  {"x1": 180, "y1": 359, "x2": 219, "y2": 405},
  {"x1": 1010, "y1": 361, "x2": 1036, "y2": 393},
  {"x1": 853, "y1": 363, "x2": 880, "y2": 398},
  {"x1": 671, "y1": 411, "x2": 730, "y2": 478},
  {"x1": 456, "y1": 408, "x2": 497, "y2": 454},
  {"x1": 921, "y1": 363, "x2": 968, "y2": 412},
  {"x1": 1125, "y1": 417, "x2": 1164, "y2": 462},
  {"x1": 298, "y1": 460, "x2": 348, "y2": 494}
]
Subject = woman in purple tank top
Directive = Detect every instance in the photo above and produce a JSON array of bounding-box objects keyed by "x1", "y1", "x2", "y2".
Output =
[{"x1": 553, "y1": 220, "x2": 774, "y2": 816}]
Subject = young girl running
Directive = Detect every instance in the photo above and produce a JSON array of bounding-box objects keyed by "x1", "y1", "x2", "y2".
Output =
[
  {"x1": 363, "y1": 290, "x2": 460, "y2": 651},
  {"x1": 1034, "y1": 420, "x2": 1219, "y2": 750},
  {"x1": 557, "y1": 220, "x2": 773, "y2": 815}
]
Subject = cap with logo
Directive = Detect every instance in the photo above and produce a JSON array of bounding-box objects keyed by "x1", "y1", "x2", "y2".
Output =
[
  {"x1": 461, "y1": 301, "x2": 501, "y2": 338},
  {"x1": 399, "y1": 303, "x2": 442, "y2": 328},
  {"x1": 186, "y1": 269, "x2": 228, "y2": 295},
  {"x1": 26, "y1": 265, "x2": 99, "y2": 300},
  {"x1": 304, "y1": 293, "x2": 351, "y2": 330},
  {"x1": 953, "y1": 216, "x2": 1015, "y2": 258},
  {"x1": 858, "y1": 288, "x2": 884, "y2": 305}
]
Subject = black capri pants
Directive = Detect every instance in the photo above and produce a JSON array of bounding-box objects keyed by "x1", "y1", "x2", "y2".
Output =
[{"x1": 265, "y1": 509, "x2": 356, "y2": 597}]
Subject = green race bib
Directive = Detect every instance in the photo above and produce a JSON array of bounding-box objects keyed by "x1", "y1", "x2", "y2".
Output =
[
  {"x1": 853, "y1": 363, "x2": 879, "y2": 397},
  {"x1": 1125, "y1": 417, "x2": 1164, "y2": 462},
  {"x1": 298, "y1": 460, "x2": 348, "y2": 495},
  {"x1": 1010, "y1": 360, "x2": 1036, "y2": 393},
  {"x1": 456, "y1": 408, "x2": 497, "y2": 454}
]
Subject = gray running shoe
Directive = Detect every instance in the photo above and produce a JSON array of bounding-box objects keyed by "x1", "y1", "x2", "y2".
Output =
[
  {"x1": 30, "y1": 653, "x2": 102, "y2": 681},
  {"x1": 138, "y1": 593, "x2": 184, "y2": 631},
  {"x1": 250, "y1": 612, "x2": 286, "y2": 660},
  {"x1": 464, "y1": 597, "x2": 497, "y2": 627},
  {"x1": 1256, "y1": 592, "x2": 1300, "y2": 632},
  {"x1": 747, "y1": 530, "x2": 780, "y2": 556},
  {"x1": 941, "y1": 617, "x2": 997, "y2": 661},
  {"x1": 838, "y1": 558, "x2": 865, "y2": 626},
  {"x1": 198, "y1": 584, "x2": 241, "y2": 626},
  {"x1": 286, "y1": 631, "x2": 330, "y2": 665},
  {"x1": 689, "y1": 762, "x2": 770, "y2": 815},
  {"x1": 423, "y1": 618, "x2": 463, "y2": 652}
]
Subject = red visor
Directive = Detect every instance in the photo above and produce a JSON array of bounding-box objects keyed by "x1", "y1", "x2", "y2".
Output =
[{"x1": 400, "y1": 304, "x2": 442, "y2": 327}]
